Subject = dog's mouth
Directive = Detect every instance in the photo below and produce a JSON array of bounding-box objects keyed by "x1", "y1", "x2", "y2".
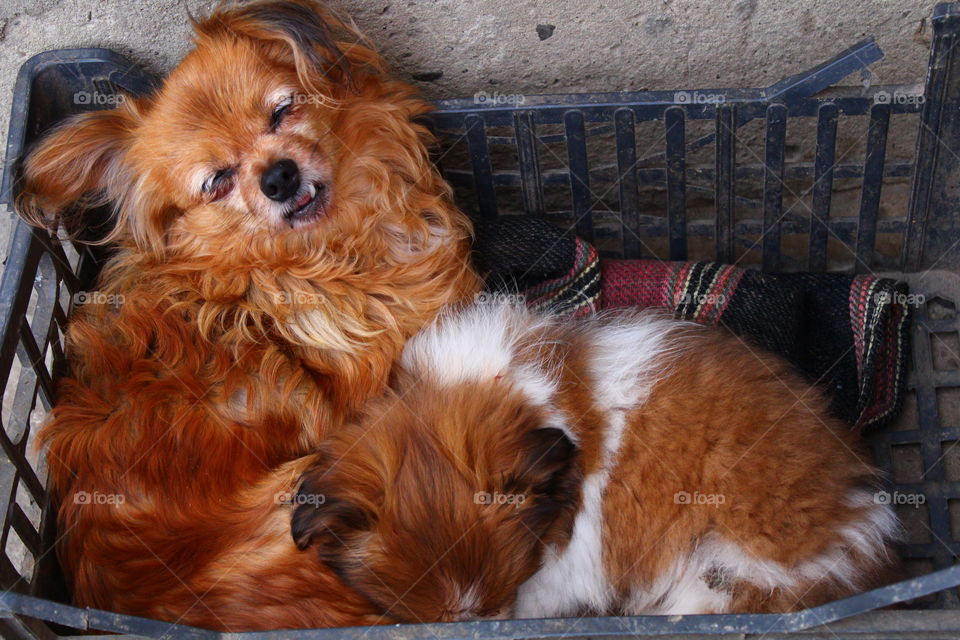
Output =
[{"x1": 283, "y1": 181, "x2": 329, "y2": 227}]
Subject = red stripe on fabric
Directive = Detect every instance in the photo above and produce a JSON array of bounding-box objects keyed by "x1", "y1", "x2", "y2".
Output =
[
  {"x1": 599, "y1": 260, "x2": 673, "y2": 310},
  {"x1": 694, "y1": 265, "x2": 736, "y2": 323},
  {"x1": 848, "y1": 277, "x2": 876, "y2": 378},
  {"x1": 713, "y1": 265, "x2": 746, "y2": 321}
]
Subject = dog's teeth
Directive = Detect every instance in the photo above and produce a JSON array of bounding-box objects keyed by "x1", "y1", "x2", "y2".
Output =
[{"x1": 307, "y1": 184, "x2": 316, "y2": 198}]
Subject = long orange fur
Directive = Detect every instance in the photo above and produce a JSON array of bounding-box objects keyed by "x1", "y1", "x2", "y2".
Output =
[
  {"x1": 16, "y1": 0, "x2": 479, "y2": 630},
  {"x1": 292, "y1": 304, "x2": 900, "y2": 621}
]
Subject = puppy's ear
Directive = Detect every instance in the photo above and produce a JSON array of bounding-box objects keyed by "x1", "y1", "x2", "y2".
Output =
[
  {"x1": 198, "y1": 0, "x2": 373, "y2": 90},
  {"x1": 16, "y1": 106, "x2": 139, "y2": 240},
  {"x1": 511, "y1": 427, "x2": 582, "y2": 536},
  {"x1": 291, "y1": 465, "x2": 374, "y2": 552}
]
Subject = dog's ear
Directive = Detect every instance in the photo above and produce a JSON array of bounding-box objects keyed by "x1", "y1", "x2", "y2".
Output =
[
  {"x1": 16, "y1": 105, "x2": 139, "y2": 240},
  {"x1": 197, "y1": 0, "x2": 373, "y2": 90},
  {"x1": 291, "y1": 465, "x2": 374, "y2": 552},
  {"x1": 510, "y1": 427, "x2": 581, "y2": 537}
]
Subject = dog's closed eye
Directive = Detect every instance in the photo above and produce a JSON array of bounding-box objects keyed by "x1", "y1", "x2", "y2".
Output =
[
  {"x1": 291, "y1": 464, "x2": 373, "y2": 554},
  {"x1": 270, "y1": 95, "x2": 294, "y2": 132},
  {"x1": 202, "y1": 168, "x2": 236, "y2": 202}
]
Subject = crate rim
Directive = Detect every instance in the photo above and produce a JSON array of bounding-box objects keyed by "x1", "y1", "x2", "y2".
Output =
[{"x1": 2, "y1": 565, "x2": 960, "y2": 638}]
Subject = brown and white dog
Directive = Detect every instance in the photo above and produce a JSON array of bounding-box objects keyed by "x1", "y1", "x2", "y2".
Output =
[
  {"x1": 293, "y1": 300, "x2": 900, "y2": 622},
  {"x1": 16, "y1": 0, "x2": 479, "y2": 631}
]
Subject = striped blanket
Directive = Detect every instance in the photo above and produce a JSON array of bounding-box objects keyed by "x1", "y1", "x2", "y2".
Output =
[{"x1": 472, "y1": 216, "x2": 910, "y2": 433}]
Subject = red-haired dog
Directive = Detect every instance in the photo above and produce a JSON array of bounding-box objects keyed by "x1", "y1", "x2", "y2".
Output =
[
  {"x1": 293, "y1": 300, "x2": 900, "y2": 622},
  {"x1": 16, "y1": 0, "x2": 478, "y2": 630}
]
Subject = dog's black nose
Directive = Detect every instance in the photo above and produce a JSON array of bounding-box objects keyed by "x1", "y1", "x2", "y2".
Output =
[{"x1": 260, "y1": 159, "x2": 301, "y2": 201}]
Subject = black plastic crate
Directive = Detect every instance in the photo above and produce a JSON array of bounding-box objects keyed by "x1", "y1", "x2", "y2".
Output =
[{"x1": 3, "y1": 4, "x2": 960, "y2": 639}]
